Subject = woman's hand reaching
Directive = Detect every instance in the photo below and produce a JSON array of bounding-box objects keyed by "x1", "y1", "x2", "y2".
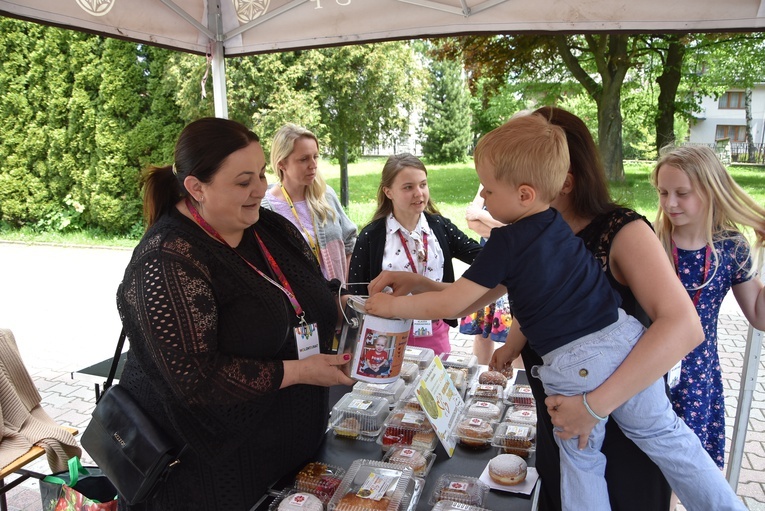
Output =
[
  {"x1": 545, "y1": 394, "x2": 600, "y2": 449},
  {"x1": 282, "y1": 353, "x2": 355, "y2": 388}
]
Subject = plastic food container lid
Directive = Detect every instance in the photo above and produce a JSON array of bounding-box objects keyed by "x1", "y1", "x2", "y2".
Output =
[
  {"x1": 403, "y1": 347, "x2": 435, "y2": 369},
  {"x1": 440, "y1": 353, "x2": 477, "y2": 370},
  {"x1": 445, "y1": 368, "x2": 468, "y2": 391},
  {"x1": 383, "y1": 445, "x2": 437, "y2": 478},
  {"x1": 503, "y1": 404, "x2": 537, "y2": 425},
  {"x1": 452, "y1": 416, "x2": 497, "y2": 449},
  {"x1": 467, "y1": 383, "x2": 504, "y2": 402},
  {"x1": 331, "y1": 392, "x2": 391, "y2": 440},
  {"x1": 505, "y1": 384, "x2": 535, "y2": 406},
  {"x1": 428, "y1": 474, "x2": 489, "y2": 507},
  {"x1": 293, "y1": 462, "x2": 346, "y2": 503},
  {"x1": 328, "y1": 459, "x2": 413, "y2": 511},
  {"x1": 379, "y1": 408, "x2": 437, "y2": 451},
  {"x1": 430, "y1": 500, "x2": 492, "y2": 511},
  {"x1": 399, "y1": 361, "x2": 420, "y2": 384},
  {"x1": 491, "y1": 421, "x2": 537, "y2": 458},
  {"x1": 269, "y1": 489, "x2": 325, "y2": 511},
  {"x1": 463, "y1": 398, "x2": 505, "y2": 422},
  {"x1": 353, "y1": 379, "x2": 407, "y2": 407}
]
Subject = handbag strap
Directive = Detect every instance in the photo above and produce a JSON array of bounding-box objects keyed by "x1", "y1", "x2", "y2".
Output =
[{"x1": 101, "y1": 328, "x2": 127, "y2": 398}]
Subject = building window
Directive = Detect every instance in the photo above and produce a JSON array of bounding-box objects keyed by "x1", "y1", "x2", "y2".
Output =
[
  {"x1": 716, "y1": 125, "x2": 746, "y2": 142},
  {"x1": 718, "y1": 91, "x2": 746, "y2": 109}
]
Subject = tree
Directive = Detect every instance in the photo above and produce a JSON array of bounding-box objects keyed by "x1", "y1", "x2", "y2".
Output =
[
  {"x1": 434, "y1": 35, "x2": 643, "y2": 180},
  {"x1": 419, "y1": 58, "x2": 472, "y2": 163}
]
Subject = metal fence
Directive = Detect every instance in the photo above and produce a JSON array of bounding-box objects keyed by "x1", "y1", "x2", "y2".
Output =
[{"x1": 683, "y1": 141, "x2": 765, "y2": 165}]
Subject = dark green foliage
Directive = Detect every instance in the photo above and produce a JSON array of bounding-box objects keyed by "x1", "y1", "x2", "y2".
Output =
[
  {"x1": 0, "y1": 20, "x2": 187, "y2": 235},
  {"x1": 419, "y1": 59, "x2": 472, "y2": 163}
]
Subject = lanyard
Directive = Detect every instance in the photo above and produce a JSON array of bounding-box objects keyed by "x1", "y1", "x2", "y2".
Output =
[
  {"x1": 185, "y1": 198, "x2": 306, "y2": 323},
  {"x1": 672, "y1": 240, "x2": 712, "y2": 307},
  {"x1": 279, "y1": 185, "x2": 322, "y2": 266},
  {"x1": 397, "y1": 230, "x2": 428, "y2": 275}
]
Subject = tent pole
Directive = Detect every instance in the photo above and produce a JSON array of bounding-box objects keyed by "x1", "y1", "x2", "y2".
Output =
[
  {"x1": 211, "y1": 41, "x2": 228, "y2": 119},
  {"x1": 726, "y1": 262, "x2": 764, "y2": 489},
  {"x1": 726, "y1": 323, "x2": 762, "y2": 488},
  {"x1": 207, "y1": 1, "x2": 228, "y2": 119}
]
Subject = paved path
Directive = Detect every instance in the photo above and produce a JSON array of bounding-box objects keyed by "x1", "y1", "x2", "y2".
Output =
[{"x1": 1, "y1": 244, "x2": 763, "y2": 510}]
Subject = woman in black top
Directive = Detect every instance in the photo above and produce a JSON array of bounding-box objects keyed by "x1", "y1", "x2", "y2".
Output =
[{"x1": 116, "y1": 118, "x2": 354, "y2": 510}]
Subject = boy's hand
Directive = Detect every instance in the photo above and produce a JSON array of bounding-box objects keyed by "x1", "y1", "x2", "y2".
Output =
[
  {"x1": 364, "y1": 292, "x2": 396, "y2": 318},
  {"x1": 489, "y1": 344, "x2": 519, "y2": 371},
  {"x1": 369, "y1": 271, "x2": 420, "y2": 296}
]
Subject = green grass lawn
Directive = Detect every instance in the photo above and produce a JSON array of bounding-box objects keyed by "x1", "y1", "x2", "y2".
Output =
[
  {"x1": 324, "y1": 157, "x2": 765, "y2": 241},
  {"x1": 1, "y1": 157, "x2": 762, "y2": 247}
]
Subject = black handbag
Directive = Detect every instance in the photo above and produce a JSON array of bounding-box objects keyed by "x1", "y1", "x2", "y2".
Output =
[{"x1": 81, "y1": 329, "x2": 186, "y2": 505}]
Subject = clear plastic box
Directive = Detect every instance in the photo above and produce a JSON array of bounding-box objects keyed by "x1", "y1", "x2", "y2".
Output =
[
  {"x1": 398, "y1": 361, "x2": 420, "y2": 384},
  {"x1": 440, "y1": 353, "x2": 478, "y2": 381},
  {"x1": 269, "y1": 488, "x2": 325, "y2": 511},
  {"x1": 467, "y1": 383, "x2": 504, "y2": 402},
  {"x1": 294, "y1": 462, "x2": 346, "y2": 503},
  {"x1": 383, "y1": 444, "x2": 437, "y2": 477},
  {"x1": 378, "y1": 407, "x2": 438, "y2": 452},
  {"x1": 403, "y1": 346, "x2": 435, "y2": 370},
  {"x1": 491, "y1": 421, "x2": 537, "y2": 458},
  {"x1": 445, "y1": 367, "x2": 468, "y2": 398},
  {"x1": 328, "y1": 459, "x2": 413, "y2": 511},
  {"x1": 505, "y1": 383, "x2": 535, "y2": 407},
  {"x1": 452, "y1": 415, "x2": 497, "y2": 450},
  {"x1": 400, "y1": 476, "x2": 425, "y2": 511},
  {"x1": 430, "y1": 500, "x2": 492, "y2": 511},
  {"x1": 428, "y1": 474, "x2": 489, "y2": 507},
  {"x1": 330, "y1": 392, "x2": 391, "y2": 440},
  {"x1": 503, "y1": 404, "x2": 537, "y2": 426},
  {"x1": 353, "y1": 379, "x2": 407, "y2": 408},
  {"x1": 463, "y1": 398, "x2": 505, "y2": 422}
]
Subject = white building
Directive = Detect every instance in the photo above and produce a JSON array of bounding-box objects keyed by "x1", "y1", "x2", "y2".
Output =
[{"x1": 689, "y1": 85, "x2": 765, "y2": 145}]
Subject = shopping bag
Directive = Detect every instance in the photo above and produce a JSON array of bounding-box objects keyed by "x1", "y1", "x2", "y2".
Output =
[{"x1": 40, "y1": 456, "x2": 118, "y2": 511}]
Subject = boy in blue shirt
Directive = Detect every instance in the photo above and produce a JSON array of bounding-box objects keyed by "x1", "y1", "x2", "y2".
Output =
[{"x1": 365, "y1": 113, "x2": 744, "y2": 511}]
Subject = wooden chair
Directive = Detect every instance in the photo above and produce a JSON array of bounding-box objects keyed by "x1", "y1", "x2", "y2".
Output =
[{"x1": 0, "y1": 426, "x2": 79, "y2": 511}]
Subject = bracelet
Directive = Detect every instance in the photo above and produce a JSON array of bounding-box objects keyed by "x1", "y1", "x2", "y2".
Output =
[{"x1": 582, "y1": 392, "x2": 608, "y2": 421}]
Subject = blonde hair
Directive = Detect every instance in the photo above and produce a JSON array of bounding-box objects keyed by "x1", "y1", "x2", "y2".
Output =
[
  {"x1": 474, "y1": 114, "x2": 569, "y2": 203},
  {"x1": 270, "y1": 123, "x2": 335, "y2": 224},
  {"x1": 651, "y1": 144, "x2": 765, "y2": 282},
  {"x1": 370, "y1": 153, "x2": 441, "y2": 222}
]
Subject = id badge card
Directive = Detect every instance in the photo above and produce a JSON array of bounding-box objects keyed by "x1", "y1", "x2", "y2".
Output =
[
  {"x1": 667, "y1": 360, "x2": 682, "y2": 389},
  {"x1": 412, "y1": 319, "x2": 433, "y2": 337},
  {"x1": 295, "y1": 322, "x2": 320, "y2": 360}
]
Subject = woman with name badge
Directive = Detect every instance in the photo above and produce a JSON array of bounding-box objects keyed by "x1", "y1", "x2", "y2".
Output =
[
  {"x1": 116, "y1": 117, "x2": 354, "y2": 511},
  {"x1": 262, "y1": 123, "x2": 357, "y2": 286},
  {"x1": 348, "y1": 153, "x2": 482, "y2": 355}
]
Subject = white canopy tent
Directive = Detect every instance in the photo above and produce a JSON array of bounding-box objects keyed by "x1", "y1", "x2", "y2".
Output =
[
  {"x1": 3, "y1": 0, "x2": 765, "y2": 117},
  {"x1": 1, "y1": 0, "x2": 763, "y2": 493}
]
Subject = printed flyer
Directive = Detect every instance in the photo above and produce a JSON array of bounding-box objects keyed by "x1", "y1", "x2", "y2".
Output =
[{"x1": 415, "y1": 356, "x2": 465, "y2": 457}]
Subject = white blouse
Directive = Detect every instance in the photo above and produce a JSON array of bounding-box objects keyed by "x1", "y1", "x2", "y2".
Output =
[{"x1": 382, "y1": 213, "x2": 444, "y2": 282}]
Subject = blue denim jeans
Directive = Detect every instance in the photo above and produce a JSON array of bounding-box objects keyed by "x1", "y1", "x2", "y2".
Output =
[{"x1": 533, "y1": 310, "x2": 745, "y2": 511}]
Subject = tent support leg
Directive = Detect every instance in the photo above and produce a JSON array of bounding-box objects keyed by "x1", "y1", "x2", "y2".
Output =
[{"x1": 726, "y1": 324, "x2": 763, "y2": 489}]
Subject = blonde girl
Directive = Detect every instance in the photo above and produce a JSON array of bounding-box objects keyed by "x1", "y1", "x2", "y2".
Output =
[
  {"x1": 262, "y1": 123, "x2": 357, "y2": 285},
  {"x1": 652, "y1": 144, "x2": 765, "y2": 468}
]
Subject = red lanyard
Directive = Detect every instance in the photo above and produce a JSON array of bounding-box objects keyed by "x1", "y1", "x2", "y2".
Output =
[
  {"x1": 397, "y1": 230, "x2": 428, "y2": 275},
  {"x1": 672, "y1": 240, "x2": 712, "y2": 307},
  {"x1": 185, "y1": 198, "x2": 305, "y2": 322}
]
